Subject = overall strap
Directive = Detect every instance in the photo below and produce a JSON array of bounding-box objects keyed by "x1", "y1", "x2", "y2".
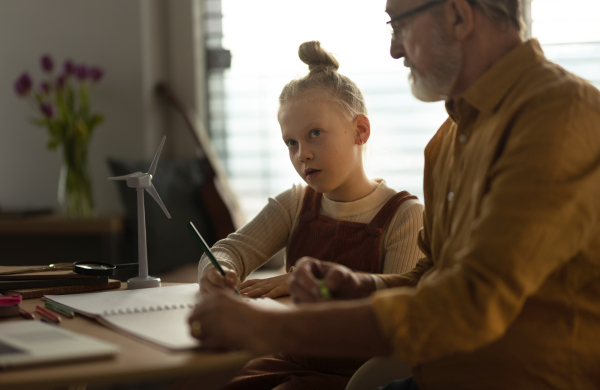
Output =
[
  {"x1": 298, "y1": 186, "x2": 322, "y2": 222},
  {"x1": 366, "y1": 191, "x2": 418, "y2": 235}
]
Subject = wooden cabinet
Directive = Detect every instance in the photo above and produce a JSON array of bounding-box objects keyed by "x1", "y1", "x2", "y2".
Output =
[{"x1": 0, "y1": 215, "x2": 124, "y2": 266}]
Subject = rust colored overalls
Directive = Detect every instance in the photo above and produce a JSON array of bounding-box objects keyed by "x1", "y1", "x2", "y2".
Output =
[{"x1": 222, "y1": 187, "x2": 417, "y2": 390}]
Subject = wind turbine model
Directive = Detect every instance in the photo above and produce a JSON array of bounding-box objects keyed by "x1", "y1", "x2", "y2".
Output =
[{"x1": 108, "y1": 136, "x2": 171, "y2": 289}]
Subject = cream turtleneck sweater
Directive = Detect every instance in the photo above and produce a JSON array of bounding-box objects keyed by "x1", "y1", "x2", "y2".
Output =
[{"x1": 198, "y1": 179, "x2": 424, "y2": 286}]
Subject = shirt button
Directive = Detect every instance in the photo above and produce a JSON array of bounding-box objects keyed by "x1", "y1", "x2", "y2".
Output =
[
  {"x1": 458, "y1": 134, "x2": 468, "y2": 143},
  {"x1": 447, "y1": 192, "x2": 455, "y2": 202}
]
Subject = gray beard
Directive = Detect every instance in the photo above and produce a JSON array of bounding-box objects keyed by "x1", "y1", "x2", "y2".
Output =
[
  {"x1": 409, "y1": 71, "x2": 448, "y2": 102},
  {"x1": 408, "y1": 29, "x2": 462, "y2": 102}
]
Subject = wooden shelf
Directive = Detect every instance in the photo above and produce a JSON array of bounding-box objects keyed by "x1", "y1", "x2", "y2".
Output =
[
  {"x1": 0, "y1": 215, "x2": 125, "y2": 266},
  {"x1": 0, "y1": 214, "x2": 124, "y2": 235}
]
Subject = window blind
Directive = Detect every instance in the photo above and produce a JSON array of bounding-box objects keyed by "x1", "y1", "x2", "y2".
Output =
[{"x1": 207, "y1": 0, "x2": 600, "y2": 220}]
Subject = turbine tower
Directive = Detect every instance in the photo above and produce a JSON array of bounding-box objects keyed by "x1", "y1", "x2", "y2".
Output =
[{"x1": 108, "y1": 136, "x2": 171, "y2": 289}]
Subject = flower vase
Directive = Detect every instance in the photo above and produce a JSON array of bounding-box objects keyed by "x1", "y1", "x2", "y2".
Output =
[
  {"x1": 13, "y1": 55, "x2": 105, "y2": 217},
  {"x1": 57, "y1": 146, "x2": 94, "y2": 218}
]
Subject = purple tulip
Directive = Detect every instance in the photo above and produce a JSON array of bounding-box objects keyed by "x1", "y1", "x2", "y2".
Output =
[
  {"x1": 76, "y1": 65, "x2": 88, "y2": 81},
  {"x1": 89, "y1": 67, "x2": 104, "y2": 82},
  {"x1": 63, "y1": 60, "x2": 75, "y2": 75},
  {"x1": 55, "y1": 75, "x2": 66, "y2": 90},
  {"x1": 40, "y1": 55, "x2": 54, "y2": 72},
  {"x1": 14, "y1": 72, "x2": 33, "y2": 96},
  {"x1": 39, "y1": 81, "x2": 51, "y2": 94},
  {"x1": 40, "y1": 103, "x2": 55, "y2": 118}
]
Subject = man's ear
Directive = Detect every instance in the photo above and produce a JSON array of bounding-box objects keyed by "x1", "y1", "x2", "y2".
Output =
[
  {"x1": 355, "y1": 115, "x2": 371, "y2": 145},
  {"x1": 447, "y1": 0, "x2": 475, "y2": 41}
]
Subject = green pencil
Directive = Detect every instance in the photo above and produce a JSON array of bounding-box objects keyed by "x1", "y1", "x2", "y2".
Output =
[
  {"x1": 188, "y1": 222, "x2": 240, "y2": 295},
  {"x1": 319, "y1": 279, "x2": 331, "y2": 300},
  {"x1": 45, "y1": 301, "x2": 75, "y2": 318}
]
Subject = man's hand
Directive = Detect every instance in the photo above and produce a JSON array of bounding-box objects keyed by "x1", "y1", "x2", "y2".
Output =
[
  {"x1": 241, "y1": 273, "x2": 291, "y2": 298},
  {"x1": 188, "y1": 292, "x2": 282, "y2": 353},
  {"x1": 199, "y1": 266, "x2": 241, "y2": 298},
  {"x1": 288, "y1": 257, "x2": 377, "y2": 304},
  {"x1": 188, "y1": 290, "x2": 389, "y2": 358}
]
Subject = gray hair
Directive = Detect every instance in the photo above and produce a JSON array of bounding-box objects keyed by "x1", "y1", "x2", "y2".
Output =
[
  {"x1": 279, "y1": 41, "x2": 368, "y2": 121},
  {"x1": 471, "y1": 0, "x2": 524, "y2": 32}
]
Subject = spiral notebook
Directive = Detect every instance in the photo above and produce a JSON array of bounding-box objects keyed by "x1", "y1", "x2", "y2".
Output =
[
  {"x1": 44, "y1": 284, "x2": 288, "y2": 351},
  {"x1": 44, "y1": 284, "x2": 201, "y2": 351}
]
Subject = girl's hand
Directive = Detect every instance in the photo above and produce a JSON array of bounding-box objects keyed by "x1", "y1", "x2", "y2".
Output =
[
  {"x1": 200, "y1": 266, "x2": 241, "y2": 298},
  {"x1": 240, "y1": 273, "x2": 291, "y2": 299}
]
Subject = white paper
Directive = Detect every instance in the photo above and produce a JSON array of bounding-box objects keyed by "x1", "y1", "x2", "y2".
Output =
[
  {"x1": 44, "y1": 284, "x2": 288, "y2": 351},
  {"x1": 45, "y1": 284, "x2": 201, "y2": 316},
  {"x1": 100, "y1": 307, "x2": 200, "y2": 351}
]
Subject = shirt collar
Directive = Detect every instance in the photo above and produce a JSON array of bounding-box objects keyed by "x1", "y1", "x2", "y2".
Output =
[
  {"x1": 321, "y1": 179, "x2": 392, "y2": 218},
  {"x1": 446, "y1": 39, "x2": 546, "y2": 118}
]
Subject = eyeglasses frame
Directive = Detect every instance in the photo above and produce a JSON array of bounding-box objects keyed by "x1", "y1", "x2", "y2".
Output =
[
  {"x1": 386, "y1": 0, "x2": 449, "y2": 28},
  {"x1": 386, "y1": 0, "x2": 478, "y2": 39}
]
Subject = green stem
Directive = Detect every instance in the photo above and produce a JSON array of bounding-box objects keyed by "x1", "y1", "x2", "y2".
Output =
[{"x1": 60, "y1": 143, "x2": 94, "y2": 218}]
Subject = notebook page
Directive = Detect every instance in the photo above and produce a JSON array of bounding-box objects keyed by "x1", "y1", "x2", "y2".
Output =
[
  {"x1": 99, "y1": 297, "x2": 290, "y2": 351},
  {"x1": 99, "y1": 307, "x2": 200, "y2": 351},
  {"x1": 45, "y1": 284, "x2": 290, "y2": 351},
  {"x1": 45, "y1": 284, "x2": 201, "y2": 316}
]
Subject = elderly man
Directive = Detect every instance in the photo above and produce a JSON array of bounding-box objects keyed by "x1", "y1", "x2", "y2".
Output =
[{"x1": 189, "y1": 0, "x2": 600, "y2": 389}]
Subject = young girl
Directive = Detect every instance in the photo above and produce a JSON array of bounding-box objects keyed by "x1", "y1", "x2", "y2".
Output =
[{"x1": 198, "y1": 41, "x2": 423, "y2": 389}]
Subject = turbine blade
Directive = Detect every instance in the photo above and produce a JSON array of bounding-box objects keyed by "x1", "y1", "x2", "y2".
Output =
[
  {"x1": 146, "y1": 183, "x2": 171, "y2": 219},
  {"x1": 108, "y1": 172, "x2": 142, "y2": 181},
  {"x1": 148, "y1": 136, "x2": 166, "y2": 177}
]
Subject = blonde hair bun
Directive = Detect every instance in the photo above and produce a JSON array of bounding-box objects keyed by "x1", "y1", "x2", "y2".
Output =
[
  {"x1": 279, "y1": 41, "x2": 367, "y2": 120},
  {"x1": 298, "y1": 41, "x2": 339, "y2": 73}
]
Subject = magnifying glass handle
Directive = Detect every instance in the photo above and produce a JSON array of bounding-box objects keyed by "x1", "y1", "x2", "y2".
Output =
[
  {"x1": 115, "y1": 263, "x2": 139, "y2": 270},
  {"x1": 0, "y1": 263, "x2": 73, "y2": 275}
]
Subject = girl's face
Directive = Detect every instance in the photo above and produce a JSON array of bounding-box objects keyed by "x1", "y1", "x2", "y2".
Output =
[{"x1": 278, "y1": 98, "x2": 366, "y2": 201}]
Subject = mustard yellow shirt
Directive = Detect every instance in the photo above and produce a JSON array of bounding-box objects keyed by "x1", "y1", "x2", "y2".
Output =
[{"x1": 371, "y1": 39, "x2": 600, "y2": 390}]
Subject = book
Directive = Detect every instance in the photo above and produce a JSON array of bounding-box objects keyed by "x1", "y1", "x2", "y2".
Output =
[
  {"x1": 0, "y1": 277, "x2": 109, "y2": 290},
  {"x1": 44, "y1": 284, "x2": 288, "y2": 351},
  {"x1": 0, "y1": 304, "x2": 20, "y2": 318},
  {"x1": 7, "y1": 279, "x2": 121, "y2": 299},
  {"x1": 0, "y1": 266, "x2": 100, "y2": 280}
]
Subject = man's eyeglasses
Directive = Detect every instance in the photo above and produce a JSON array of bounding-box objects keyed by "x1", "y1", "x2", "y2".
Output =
[{"x1": 386, "y1": 0, "x2": 448, "y2": 37}]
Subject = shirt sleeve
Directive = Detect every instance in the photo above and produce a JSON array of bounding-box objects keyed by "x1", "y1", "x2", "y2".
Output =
[
  {"x1": 198, "y1": 184, "x2": 304, "y2": 282},
  {"x1": 371, "y1": 97, "x2": 600, "y2": 364},
  {"x1": 373, "y1": 200, "x2": 426, "y2": 288},
  {"x1": 377, "y1": 200, "x2": 434, "y2": 288}
]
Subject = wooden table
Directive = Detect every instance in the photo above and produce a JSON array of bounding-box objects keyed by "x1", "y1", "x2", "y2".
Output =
[{"x1": 0, "y1": 283, "x2": 255, "y2": 390}]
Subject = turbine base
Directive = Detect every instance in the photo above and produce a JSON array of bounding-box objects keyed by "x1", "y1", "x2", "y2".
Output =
[{"x1": 127, "y1": 276, "x2": 161, "y2": 289}]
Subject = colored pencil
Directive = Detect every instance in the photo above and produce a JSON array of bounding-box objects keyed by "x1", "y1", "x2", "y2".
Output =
[
  {"x1": 45, "y1": 301, "x2": 75, "y2": 318},
  {"x1": 35, "y1": 305, "x2": 62, "y2": 323},
  {"x1": 18, "y1": 307, "x2": 34, "y2": 320},
  {"x1": 188, "y1": 221, "x2": 241, "y2": 295}
]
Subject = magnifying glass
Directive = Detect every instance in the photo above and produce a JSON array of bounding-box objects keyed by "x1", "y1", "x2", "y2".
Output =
[{"x1": 72, "y1": 261, "x2": 138, "y2": 277}]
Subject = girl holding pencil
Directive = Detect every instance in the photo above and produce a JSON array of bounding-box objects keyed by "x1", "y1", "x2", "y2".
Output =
[{"x1": 196, "y1": 41, "x2": 423, "y2": 389}]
